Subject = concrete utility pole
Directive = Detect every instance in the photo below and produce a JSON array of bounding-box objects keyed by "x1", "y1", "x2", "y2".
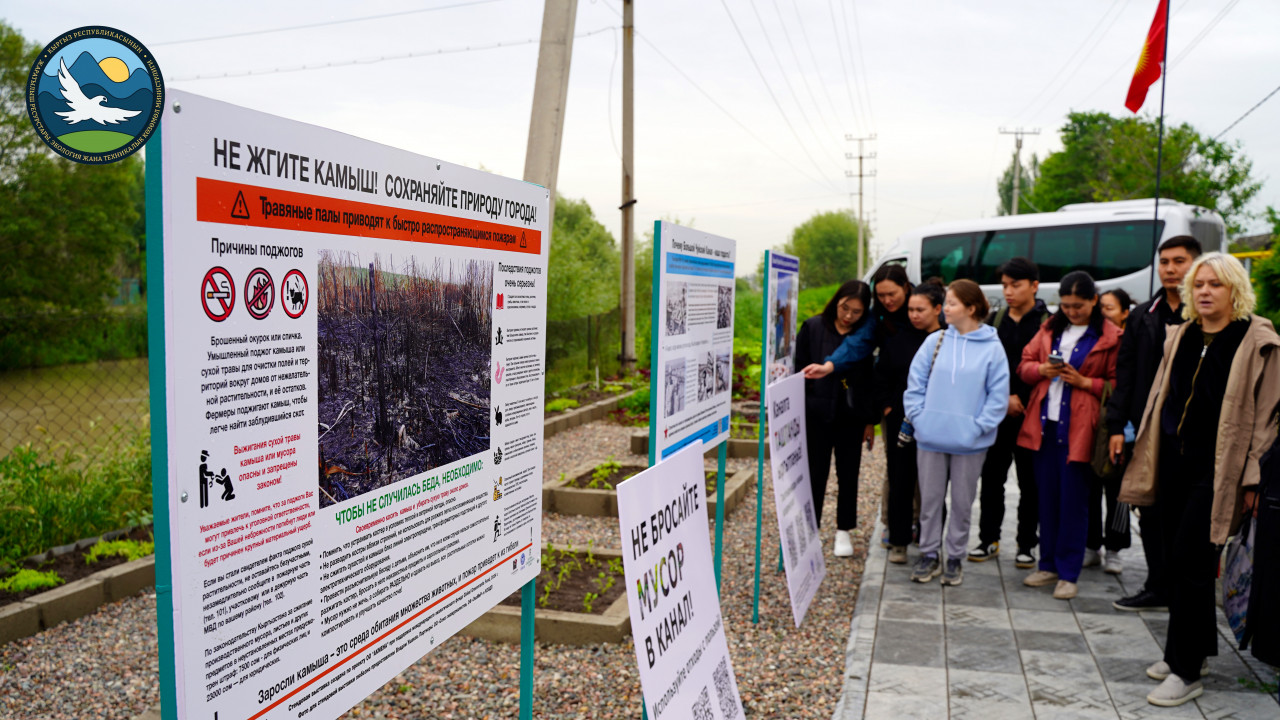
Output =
[
  {"x1": 523, "y1": 0, "x2": 579, "y2": 228},
  {"x1": 845, "y1": 134, "x2": 876, "y2": 278},
  {"x1": 619, "y1": 0, "x2": 636, "y2": 372},
  {"x1": 998, "y1": 127, "x2": 1040, "y2": 215}
]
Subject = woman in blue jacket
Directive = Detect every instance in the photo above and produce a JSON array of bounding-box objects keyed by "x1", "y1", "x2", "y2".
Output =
[{"x1": 903, "y1": 279, "x2": 1010, "y2": 586}]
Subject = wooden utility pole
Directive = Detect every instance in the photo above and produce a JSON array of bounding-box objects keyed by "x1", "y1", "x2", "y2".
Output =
[
  {"x1": 620, "y1": 0, "x2": 636, "y2": 371},
  {"x1": 523, "y1": 0, "x2": 579, "y2": 228},
  {"x1": 998, "y1": 127, "x2": 1039, "y2": 215},
  {"x1": 845, "y1": 134, "x2": 876, "y2": 277}
]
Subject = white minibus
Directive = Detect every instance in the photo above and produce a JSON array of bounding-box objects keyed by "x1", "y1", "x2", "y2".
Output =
[{"x1": 865, "y1": 199, "x2": 1227, "y2": 308}]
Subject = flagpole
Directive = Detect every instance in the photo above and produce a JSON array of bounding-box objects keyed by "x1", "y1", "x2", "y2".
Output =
[{"x1": 1150, "y1": 0, "x2": 1169, "y2": 299}]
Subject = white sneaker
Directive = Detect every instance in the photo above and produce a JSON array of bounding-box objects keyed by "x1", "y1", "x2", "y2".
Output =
[
  {"x1": 1146, "y1": 658, "x2": 1209, "y2": 681},
  {"x1": 1104, "y1": 550, "x2": 1123, "y2": 575},
  {"x1": 1147, "y1": 674, "x2": 1203, "y2": 707},
  {"x1": 834, "y1": 530, "x2": 854, "y2": 557},
  {"x1": 1082, "y1": 548, "x2": 1101, "y2": 567}
]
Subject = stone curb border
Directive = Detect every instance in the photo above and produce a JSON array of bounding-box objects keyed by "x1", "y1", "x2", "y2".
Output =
[
  {"x1": 543, "y1": 390, "x2": 636, "y2": 439},
  {"x1": 543, "y1": 459, "x2": 755, "y2": 520},
  {"x1": 0, "y1": 555, "x2": 156, "y2": 647},
  {"x1": 629, "y1": 429, "x2": 767, "y2": 459},
  {"x1": 830, "y1": 516, "x2": 885, "y2": 720},
  {"x1": 461, "y1": 544, "x2": 631, "y2": 645}
]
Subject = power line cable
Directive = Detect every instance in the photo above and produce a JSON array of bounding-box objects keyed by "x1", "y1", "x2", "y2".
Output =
[
  {"x1": 1011, "y1": 0, "x2": 1127, "y2": 122},
  {"x1": 1075, "y1": 0, "x2": 1198, "y2": 108},
  {"x1": 719, "y1": 0, "x2": 846, "y2": 190},
  {"x1": 845, "y1": 0, "x2": 876, "y2": 131},
  {"x1": 154, "y1": 0, "x2": 506, "y2": 46},
  {"x1": 769, "y1": 0, "x2": 843, "y2": 157},
  {"x1": 828, "y1": 0, "x2": 866, "y2": 133},
  {"x1": 744, "y1": 0, "x2": 842, "y2": 167},
  {"x1": 170, "y1": 26, "x2": 614, "y2": 82},
  {"x1": 594, "y1": 0, "x2": 841, "y2": 192},
  {"x1": 1169, "y1": 0, "x2": 1242, "y2": 70},
  {"x1": 1213, "y1": 82, "x2": 1280, "y2": 140},
  {"x1": 791, "y1": 0, "x2": 857, "y2": 137}
]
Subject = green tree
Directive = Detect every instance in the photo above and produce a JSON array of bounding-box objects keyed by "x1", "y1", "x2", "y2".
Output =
[
  {"x1": 1027, "y1": 111, "x2": 1261, "y2": 234},
  {"x1": 996, "y1": 152, "x2": 1040, "y2": 215},
  {"x1": 780, "y1": 210, "x2": 870, "y2": 289},
  {"x1": 0, "y1": 22, "x2": 144, "y2": 368},
  {"x1": 1253, "y1": 206, "x2": 1280, "y2": 328},
  {"x1": 546, "y1": 196, "x2": 619, "y2": 322}
]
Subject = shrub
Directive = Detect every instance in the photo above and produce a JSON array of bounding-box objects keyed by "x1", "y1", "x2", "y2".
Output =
[{"x1": 620, "y1": 387, "x2": 650, "y2": 413}]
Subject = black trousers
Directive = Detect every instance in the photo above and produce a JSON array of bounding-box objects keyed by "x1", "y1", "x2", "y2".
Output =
[
  {"x1": 882, "y1": 411, "x2": 919, "y2": 547},
  {"x1": 806, "y1": 411, "x2": 863, "y2": 531},
  {"x1": 1087, "y1": 468, "x2": 1131, "y2": 551},
  {"x1": 976, "y1": 415, "x2": 1039, "y2": 550},
  {"x1": 1157, "y1": 436, "x2": 1219, "y2": 682}
]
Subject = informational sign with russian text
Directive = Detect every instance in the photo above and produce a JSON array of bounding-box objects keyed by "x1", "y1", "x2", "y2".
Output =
[
  {"x1": 766, "y1": 373, "x2": 825, "y2": 626},
  {"x1": 650, "y1": 221, "x2": 736, "y2": 460},
  {"x1": 157, "y1": 90, "x2": 547, "y2": 720},
  {"x1": 764, "y1": 251, "x2": 799, "y2": 384},
  {"x1": 616, "y1": 442, "x2": 744, "y2": 720}
]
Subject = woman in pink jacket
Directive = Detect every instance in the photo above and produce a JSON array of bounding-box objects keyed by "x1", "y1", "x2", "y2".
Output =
[{"x1": 1016, "y1": 271, "x2": 1119, "y2": 600}]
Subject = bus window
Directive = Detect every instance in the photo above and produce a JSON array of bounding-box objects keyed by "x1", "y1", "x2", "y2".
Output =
[
  {"x1": 1032, "y1": 225, "x2": 1094, "y2": 282},
  {"x1": 1096, "y1": 221, "x2": 1161, "y2": 279},
  {"x1": 1190, "y1": 219, "x2": 1225, "y2": 253},
  {"x1": 975, "y1": 230, "x2": 1031, "y2": 284},
  {"x1": 921, "y1": 233, "x2": 973, "y2": 283}
]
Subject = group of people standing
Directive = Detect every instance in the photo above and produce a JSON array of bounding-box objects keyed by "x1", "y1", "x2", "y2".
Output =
[{"x1": 798, "y1": 238, "x2": 1280, "y2": 708}]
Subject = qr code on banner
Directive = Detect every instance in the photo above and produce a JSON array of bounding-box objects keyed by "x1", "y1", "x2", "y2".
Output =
[
  {"x1": 714, "y1": 657, "x2": 739, "y2": 719},
  {"x1": 784, "y1": 521, "x2": 800, "y2": 567},
  {"x1": 691, "y1": 686, "x2": 714, "y2": 720},
  {"x1": 802, "y1": 500, "x2": 817, "y2": 543}
]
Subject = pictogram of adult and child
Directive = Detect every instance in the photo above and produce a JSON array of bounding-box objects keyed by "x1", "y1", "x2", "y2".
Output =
[{"x1": 198, "y1": 450, "x2": 236, "y2": 508}]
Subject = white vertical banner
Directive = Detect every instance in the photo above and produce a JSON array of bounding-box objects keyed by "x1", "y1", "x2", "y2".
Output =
[
  {"x1": 766, "y1": 373, "x2": 825, "y2": 626},
  {"x1": 764, "y1": 251, "x2": 800, "y2": 384},
  {"x1": 650, "y1": 221, "x2": 736, "y2": 460},
  {"x1": 158, "y1": 90, "x2": 547, "y2": 720},
  {"x1": 617, "y1": 442, "x2": 744, "y2": 720}
]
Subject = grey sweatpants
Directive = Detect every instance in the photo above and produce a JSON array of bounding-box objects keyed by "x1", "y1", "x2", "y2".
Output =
[{"x1": 917, "y1": 448, "x2": 988, "y2": 560}]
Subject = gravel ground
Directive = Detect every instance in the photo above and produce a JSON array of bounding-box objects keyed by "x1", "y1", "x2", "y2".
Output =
[{"x1": 0, "y1": 419, "x2": 882, "y2": 720}]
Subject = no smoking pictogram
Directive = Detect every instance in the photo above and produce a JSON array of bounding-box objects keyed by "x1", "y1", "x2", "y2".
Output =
[
  {"x1": 282, "y1": 269, "x2": 308, "y2": 318},
  {"x1": 244, "y1": 268, "x2": 275, "y2": 320},
  {"x1": 202, "y1": 267, "x2": 234, "y2": 322}
]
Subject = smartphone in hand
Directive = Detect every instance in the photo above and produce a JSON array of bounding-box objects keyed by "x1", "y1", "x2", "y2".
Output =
[{"x1": 1048, "y1": 351, "x2": 1064, "y2": 366}]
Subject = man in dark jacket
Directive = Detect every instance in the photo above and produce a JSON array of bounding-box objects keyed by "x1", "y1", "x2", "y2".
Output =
[
  {"x1": 1106, "y1": 235, "x2": 1201, "y2": 611},
  {"x1": 970, "y1": 258, "x2": 1049, "y2": 568}
]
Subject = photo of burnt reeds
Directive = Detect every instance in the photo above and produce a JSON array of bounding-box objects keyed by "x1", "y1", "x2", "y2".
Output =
[{"x1": 316, "y1": 250, "x2": 494, "y2": 508}]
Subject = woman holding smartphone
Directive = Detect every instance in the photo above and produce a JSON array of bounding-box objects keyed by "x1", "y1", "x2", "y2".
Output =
[{"x1": 1016, "y1": 271, "x2": 1120, "y2": 599}]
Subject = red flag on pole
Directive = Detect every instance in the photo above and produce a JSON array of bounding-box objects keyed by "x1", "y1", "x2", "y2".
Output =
[{"x1": 1125, "y1": 1, "x2": 1168, "y2": 113}]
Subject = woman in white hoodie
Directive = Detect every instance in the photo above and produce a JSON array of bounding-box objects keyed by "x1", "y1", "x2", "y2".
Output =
[{"x1": 902, "y1": 279, "x2": 1010, "y2": 587}]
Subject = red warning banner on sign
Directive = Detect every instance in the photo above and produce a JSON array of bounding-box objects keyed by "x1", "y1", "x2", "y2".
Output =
[{"x1": 196, "y1": 177, "x2": 542, "y2": 255}]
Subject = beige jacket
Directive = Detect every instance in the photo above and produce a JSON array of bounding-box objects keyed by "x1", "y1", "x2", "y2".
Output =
[{"x1": 1118, "y1": 314, "x2": 1280, "y2": 544}]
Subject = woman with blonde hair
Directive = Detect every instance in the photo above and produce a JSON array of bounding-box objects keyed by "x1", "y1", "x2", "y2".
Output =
[{"x1": 1119, "y1": 252, "x2": 1280, "y2": 707}]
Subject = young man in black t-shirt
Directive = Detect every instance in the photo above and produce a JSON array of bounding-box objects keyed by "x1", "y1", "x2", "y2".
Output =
[{"x1": 970, "y1": 258, "x2": 1048, "y2": 567}]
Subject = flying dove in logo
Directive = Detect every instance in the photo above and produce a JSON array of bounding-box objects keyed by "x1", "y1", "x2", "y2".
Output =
[{"x1": 54, "y1": 57, "x2": 141, "y2": 125}]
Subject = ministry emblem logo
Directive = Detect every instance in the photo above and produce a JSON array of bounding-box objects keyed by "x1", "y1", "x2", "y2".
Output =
[{"x1": 26, "y1": 26, "x2": 164, "y2": 164}]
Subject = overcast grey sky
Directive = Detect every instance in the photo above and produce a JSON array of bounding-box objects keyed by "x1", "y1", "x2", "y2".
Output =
[{"x1": 9, "y1": 0, "x2": 1278, "y2": 271}]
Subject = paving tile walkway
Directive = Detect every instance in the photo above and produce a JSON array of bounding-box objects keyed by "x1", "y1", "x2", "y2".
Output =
[{"x1": 832, "y1": 480, "x2": 1280, "y2": 719}]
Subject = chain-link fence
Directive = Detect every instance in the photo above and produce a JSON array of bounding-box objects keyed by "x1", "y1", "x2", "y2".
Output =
[{"x1": 0, "y1": 310, "x2": 149, "y2": 466}]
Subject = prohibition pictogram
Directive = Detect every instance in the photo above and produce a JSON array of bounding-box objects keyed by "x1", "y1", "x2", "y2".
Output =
[
  {"x1": 282, "y1": 269, "x2": 308, "y2": 319},
  {"x1": 244, "y1": 268, "x2": 275, "y2": 320},
  {"x1": 201, "y1": 266, "x2": 234, "y2": 322}
]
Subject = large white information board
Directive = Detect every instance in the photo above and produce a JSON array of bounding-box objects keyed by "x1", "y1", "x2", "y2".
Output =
[
  {"x1": 764, "y1": 251, "x2": 800, "y2": 385},
  {"x1": 650, "y1": 221, "x2": 736, "y2": 460},
  {"x1": 766, "y1": 373, "x2": 825, "y2": 626},
  {"x1": 158, "y1": 90, "x2": 547, "y2": 719},
  {"x1": 617, "y1": 442, "x2": 745, "y2": 720}
]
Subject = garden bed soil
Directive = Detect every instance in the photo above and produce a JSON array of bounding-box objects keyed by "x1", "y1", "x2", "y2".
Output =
[
  {"x1": 498, "y1": 551, "x2": 625, "y2": 615},
  {"x1": 565, "y1": 465, "x2": 719, "y2": 491},
  {"x1": 544, "y1": 384, "x2": 631, "y2": 418},
  {"x1": 0, "y1": 526, "x2": 153, "y2": 606}
]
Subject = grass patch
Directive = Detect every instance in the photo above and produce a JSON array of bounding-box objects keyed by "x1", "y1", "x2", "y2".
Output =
[
  {"x1": 545, "y1": 398, "x2": 580, "y2": 413},
  {"x1": 85, "y1": 538, "x2": 154, "y2": 564},
  {"x1": 0, "y1": 568, "x2": 63, "y2": 594},
  {"x1": 0, "y1": 425, "x2": 151, "y2": 567},
  {"x1": 57, "y1": 130, "x2": 133, "y2": 153}
]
